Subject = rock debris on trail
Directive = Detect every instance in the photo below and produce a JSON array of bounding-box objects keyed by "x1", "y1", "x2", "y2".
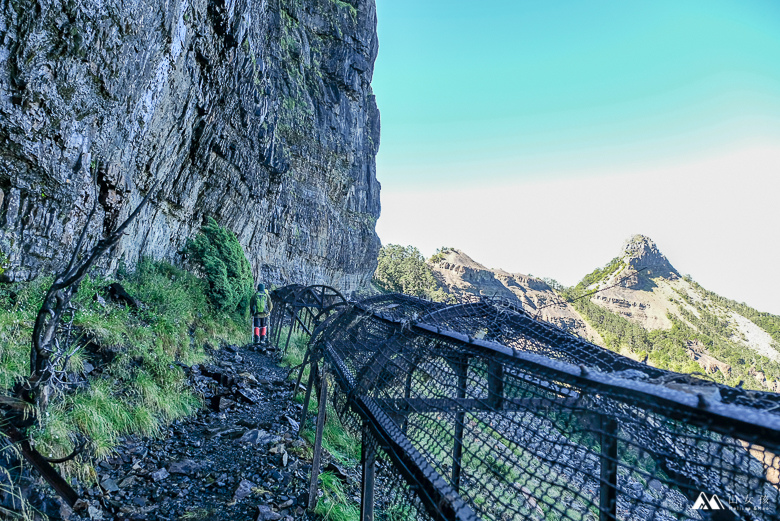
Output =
[{"x1": 65, "y1": 345, "x2": 333, "y2": 521}]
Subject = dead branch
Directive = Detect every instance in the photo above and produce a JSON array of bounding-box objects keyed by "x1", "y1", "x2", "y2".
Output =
[
  {"x1": 22, "y1": 163, "x2": 158, "y2": 409},
  {"x1": 1, "y1": 159, "x2": 159, "y2": 508}
]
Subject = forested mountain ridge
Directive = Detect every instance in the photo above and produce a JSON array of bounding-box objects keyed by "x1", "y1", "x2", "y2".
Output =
[
  {"x1": 427, "y1": 247, "x2": 604, "y2": 343},
  {"x1": 373, "y1": 236, "x2": 780, "y2": 392},
  {"x1": 568, "y1": 234, "x2": 780, "y2": 391}
]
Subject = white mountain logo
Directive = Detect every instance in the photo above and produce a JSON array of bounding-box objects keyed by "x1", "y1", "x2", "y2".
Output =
[{"x1": 692, "y1": 492, "x2": 725, "y2": 510}]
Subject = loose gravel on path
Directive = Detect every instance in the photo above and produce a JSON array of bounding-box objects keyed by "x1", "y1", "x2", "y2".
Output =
[{"x1": 60, "y1": 344, "x2": 344, "y2": 521}]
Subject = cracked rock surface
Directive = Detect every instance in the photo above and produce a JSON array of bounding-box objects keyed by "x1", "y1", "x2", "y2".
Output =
[{"x1": 0, "y1": 0, "x2": 381, "y2": 293}]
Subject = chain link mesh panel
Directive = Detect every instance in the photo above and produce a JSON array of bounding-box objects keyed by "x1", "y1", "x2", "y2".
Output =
[{"x1": 279, "y1": 288, "x2": 780, "y2": 521}]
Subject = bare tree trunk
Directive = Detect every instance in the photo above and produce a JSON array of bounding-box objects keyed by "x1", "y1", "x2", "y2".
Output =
[
  {"x1": 1, "y1": 159, "x2": 158, "y2": 508},
  {"x1": 19, "y1": 164, "x2": 157, "y2": 413}
]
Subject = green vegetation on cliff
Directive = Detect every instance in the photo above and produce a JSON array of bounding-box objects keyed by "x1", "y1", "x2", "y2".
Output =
[
  {"x1": 373, "y1": 244, "x2": 451, "y2": 302},
  {"x1": 184, "y1": 217, "x2": 254, "y2": 316},
  {"x1": 566, "y1": 280, "x2": 780, "y2": 390},
  {"x1": 428, "y1": 246, "x2": 455, "y2": 265},
  {"x1": 0, "y1": 257, "x2": 247, "y2": 477},
  {"x1": 684, "y1": 276, "x2": 780, "y2": 345},
  {"x1": 572, "y1": 256, "x2": 625, "y2": 293}
]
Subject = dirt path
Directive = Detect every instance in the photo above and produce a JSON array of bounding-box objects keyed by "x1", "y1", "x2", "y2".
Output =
[{"x1": 68, "y1": 345, "x2": 321, "y2": 521}]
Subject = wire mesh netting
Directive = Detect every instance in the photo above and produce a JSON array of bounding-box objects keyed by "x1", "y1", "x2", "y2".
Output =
[{"x1": 274, "y1": 288, "x2": 780, "y2": 521}]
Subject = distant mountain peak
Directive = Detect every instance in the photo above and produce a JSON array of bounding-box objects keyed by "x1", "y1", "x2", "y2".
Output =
[
  {"x1": 620, "y1": 235, "x2": 679, "y2": 279},
  {"x1": 432, "y1": 248, "x2": 489, "y2": 271}
]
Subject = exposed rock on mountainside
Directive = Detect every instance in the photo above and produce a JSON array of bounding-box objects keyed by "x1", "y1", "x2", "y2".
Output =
[
  {"x1": 580, "y1": 234, "x2": 780, "y2": 391},
  {"x1": 589, "y1": 235, "x2": 683, "y2": 330},
  {"x1": 429, "y1": 249, "x2": 603, "y2": 343},
  {"x1": 621, "y1": 234, "x2": 679, "y2": 283},
  {"x1": 0, "y1": 0, "x2": 380, "y2": 293},
  {"x1": 686, "y1": 341, "x2": 732, "y2": 375}
]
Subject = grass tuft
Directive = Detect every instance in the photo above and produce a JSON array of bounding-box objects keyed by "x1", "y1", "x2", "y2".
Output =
[
  {"x1": 1, "y1": 258, "x2": 246, "y2": 479},
  {"x1": 314, "y1": 471, "x2": 360, "y2": 521}
]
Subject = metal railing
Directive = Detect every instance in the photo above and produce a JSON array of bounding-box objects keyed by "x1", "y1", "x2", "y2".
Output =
[{"x1": 271, "y1": 286, "x2": 780, "y2": 521}]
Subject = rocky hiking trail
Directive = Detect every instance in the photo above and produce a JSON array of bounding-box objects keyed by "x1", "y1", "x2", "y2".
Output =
[{"x1": 67, "y1": 344, "x2": 348, "y2": 521}]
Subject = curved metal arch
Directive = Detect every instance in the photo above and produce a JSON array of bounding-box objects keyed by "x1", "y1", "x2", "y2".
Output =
[
  {"x1": 357, "y1": 293, "x2": 447, "y2": 320},
  {"x1": 418, "y1": 301, "x2": 495, "y2": 324},
  {"x1": 314, "y1": 301, "x2": 351, "y2": 323},
  {"x1": 291, "y1": 284, "x2": 348, "y2": 309},
  {"x1": 269, "y1": 284, "x2": 350, "y2": 354}
]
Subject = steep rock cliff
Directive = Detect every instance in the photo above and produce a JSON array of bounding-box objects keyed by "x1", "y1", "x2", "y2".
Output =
[{"x1": 0, "y1": 0, "x2": 380, "y2": 293}]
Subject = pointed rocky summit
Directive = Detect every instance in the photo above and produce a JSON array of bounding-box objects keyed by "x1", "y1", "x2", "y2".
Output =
[{"x1": 621, "y1": 235, "x2": 679, "y2": 280}]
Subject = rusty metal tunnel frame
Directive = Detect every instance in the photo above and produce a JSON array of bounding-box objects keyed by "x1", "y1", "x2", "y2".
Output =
[
  {"x1": 269, "y1": 284, "x2": 350, "y2": 442},
  {"x1": 269, "y1": 284, "x2": 348, "y2": 355},
  {"x1": 271, "y1": 287, "x2": 780, "y2": 521},
  {"x1": 284, "y1": 294, "x2": 618, "y2": 521}
]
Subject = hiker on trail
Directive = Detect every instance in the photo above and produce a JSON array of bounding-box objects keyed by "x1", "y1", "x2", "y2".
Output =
[{"x1": 251, "y1": 283, "x2": 273, "y2": 345}]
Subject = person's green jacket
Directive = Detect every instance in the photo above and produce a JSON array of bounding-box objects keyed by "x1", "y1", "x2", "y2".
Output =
[{"x1": 250, "y1": 289, "x2": 273, "y2": 318}]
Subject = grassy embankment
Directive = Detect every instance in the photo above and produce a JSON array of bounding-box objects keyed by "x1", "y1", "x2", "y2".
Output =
[{"x1": 0, "y1": 259, "x2": 247, "y2": 482}]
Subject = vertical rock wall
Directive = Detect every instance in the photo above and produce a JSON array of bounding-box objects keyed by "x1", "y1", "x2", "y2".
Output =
[{"x1": 0, "y1": 0, "x2": 381, "y2": 293}]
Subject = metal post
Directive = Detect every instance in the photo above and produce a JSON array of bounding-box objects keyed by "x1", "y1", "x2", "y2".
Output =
[
  {"x1": 487, "y1": 359, "x2": 504, "y2": 410},
  {"x1": 284, "y1": 309, "x2": 297, "y2": 354},
  {"x1": 308, "y1": 370, "x2": 329, "y2": 511},
  {"x1": 402, "y1": 365, "x2": 413, "y2": 435},
  {"x1": 271, "y1": 305, "x2": 283, "y2": 345},
  {"x1": 299, "y1": 361, "x2": 318, "y2": 437},
  {"x1": 306, "y1": 306, "x2": 316, "y2": 332},
  {"x1": 401, "y1": 350, "x2": 426, "y2": 435},
  {"x1": 599, "y1": 415, "x2": 618, "y2": 521},
  {"x1": 452, "y1": 358, "x2": 468, "y2": 492},
  {"x1": 293, "y1": 348, "x2": 311, "y2": 401},
  {"x1": 360, "y1": 422, "x2": 377, "y2": 521}
]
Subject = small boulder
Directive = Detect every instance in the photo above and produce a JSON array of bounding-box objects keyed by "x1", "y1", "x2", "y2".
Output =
[
  {"x1": 324, "y1": 462, "x2": 348, "y2": 482},
  {"x1": 256, "y1": 505, "x2": 282, "y2": 521},
  {"x1": 168, "y1": 459, "x2": 202, "y2": 475},
  {"x1": 92, "y1": 293, "x2": 107, "y2": 308},
  {"x1": 233, "y1": 479, "x2": 256, "y2": 502},
  {"x1": 238, "y1": 429, "x2": 277, "y2": 446},
  {"x1": 236, "y1": 388, "x2": 260, "y2": 404},
  {"x1": 87, "y1": 503, "x2": 104, "y2": 520},
  {"x1": 99, "y1": 477, "x2": 119, "y2": 493},
  {"x1": 285, "y1": 416, "x2": 299, "y2": 431},
  {"x1": 106, "y1": 283, "x2": 140, "y2": 308},
  {"x1": 118, "y1": 475, "x2": 136, "y2": 488},
  {"x1": 212, "y1": 396, "x2": 235, "y2": 411},
  {"x1": 150, "y1": 468, "x2": 169, "y2": 482}
]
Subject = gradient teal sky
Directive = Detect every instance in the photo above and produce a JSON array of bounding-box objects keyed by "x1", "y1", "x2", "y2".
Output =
[{"x1": 372, "y1": 0, "x2": 780, "y2": 313}]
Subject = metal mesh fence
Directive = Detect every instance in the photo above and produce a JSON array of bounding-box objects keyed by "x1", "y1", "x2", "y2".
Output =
[{"x1": 277, "y1": 288, "x2": 780, "y2": 521}]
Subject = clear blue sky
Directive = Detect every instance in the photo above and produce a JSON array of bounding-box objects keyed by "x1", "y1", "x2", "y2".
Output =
[{"x1": 373, "y1": 0, "x2": 780, "y2": 315}]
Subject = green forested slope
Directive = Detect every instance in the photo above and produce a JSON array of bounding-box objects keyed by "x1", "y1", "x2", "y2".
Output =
[{"x1": 565, "y1": 266, "x2": 780, "y2": 390}]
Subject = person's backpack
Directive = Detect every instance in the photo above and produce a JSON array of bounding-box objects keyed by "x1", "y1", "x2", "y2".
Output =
[{"x1": 255, "y1": 292, "x2": 267, "y2": 314}]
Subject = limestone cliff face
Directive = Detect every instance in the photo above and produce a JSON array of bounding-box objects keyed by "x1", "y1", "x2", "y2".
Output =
[{"x1": 0, "y1": 0, "x2": 380, "y2": 293}]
